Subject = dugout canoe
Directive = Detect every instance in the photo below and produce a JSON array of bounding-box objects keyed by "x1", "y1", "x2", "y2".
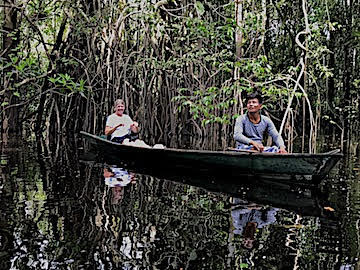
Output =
[{"x1": 80, "y1": 131, "x2": 342, "y2": 183}]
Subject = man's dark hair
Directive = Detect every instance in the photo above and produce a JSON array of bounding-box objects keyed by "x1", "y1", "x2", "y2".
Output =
[{"x1": 246, "y1": 91, "x2": 263, "y2": 104}]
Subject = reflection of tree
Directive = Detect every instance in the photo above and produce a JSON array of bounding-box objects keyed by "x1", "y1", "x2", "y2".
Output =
[
  {"x1": 305, "y1": 160, "x2": 360, "y2": 269},
  {"x1": 1, "y1": 142, "x2": 359, "y2": 269},
  {"x1": 87, "y1": 173, "x2": 234, "y2": 269},
  {"x1": 0, "y1": 153, "x2": 13, "y2": 270}
]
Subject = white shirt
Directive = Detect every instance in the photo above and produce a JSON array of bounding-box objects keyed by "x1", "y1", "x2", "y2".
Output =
[
  {"x1": 104, "y1": 168, "x2": 132, "y2": 187},
  {"x1": 106, "y1": 113, "x2": 133, "y2": 139}
]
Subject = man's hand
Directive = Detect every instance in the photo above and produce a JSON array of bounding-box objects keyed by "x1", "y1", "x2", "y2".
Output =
[
  {"x1": 250, "y1": 141, "x2": 264, "y2": 152},
  {"x1": 103, "y1": 168, "x2": 114, "y2": 177},
  {"x1": 130, "y1": 121, "x2": 139, "y2": 133},
  {"x1": 278, "y1": 146, "x2": 287, "y2": 154}
]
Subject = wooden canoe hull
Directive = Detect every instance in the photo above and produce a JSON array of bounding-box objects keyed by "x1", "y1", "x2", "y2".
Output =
[{"x1": 80, "y1": 131, "x2": 342, "y2": 183}]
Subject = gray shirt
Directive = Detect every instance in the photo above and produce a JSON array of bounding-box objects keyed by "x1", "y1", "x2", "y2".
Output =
[
  {"x1": 231, "y1": 207, "x2": 279, "y2": 235},
  {"x1": 234, "y1": 114, "x2": 285, "y2": 148}
]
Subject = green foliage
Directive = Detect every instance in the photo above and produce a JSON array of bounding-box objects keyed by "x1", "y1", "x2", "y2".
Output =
[
  {"x1": 0, "y1": 159, "x2": 8, "y2": 165},
  {"x1": 195, "y1": 1, "x2": 205, "y2": 16},
  {"x1": 2, "y1": 0, "x2": 359, "y2": 149},
  {"x1": 175, "y1": 54, "x2": 288, "y2": 125},
  {"x1": 49, "y1": 74, "x2": 87, "y2": 96}
]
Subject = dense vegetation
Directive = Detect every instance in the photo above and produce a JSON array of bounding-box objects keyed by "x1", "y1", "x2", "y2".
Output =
[
  {"x1": 1, "y1": 0, "x2": 359, "y2": 153},
  {"x1": 1, "y1": 2, "x2": 359, "y2": 269}
]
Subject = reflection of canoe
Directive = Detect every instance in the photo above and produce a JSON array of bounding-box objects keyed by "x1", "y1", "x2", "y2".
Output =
[
  {"x1": 167, "y1": 176, "x2": 336, "y2": 219},
  {"x1": 79, "y1": 159, "x2": 336, "y2": 220},
  {"x1": 80, "y1": 131, "x2": 342, "y2": 183}
]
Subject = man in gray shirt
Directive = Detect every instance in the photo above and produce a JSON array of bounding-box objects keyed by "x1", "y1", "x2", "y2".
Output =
[{"x1": 234, "y1": 92, "x2": 287, "y2": 153}]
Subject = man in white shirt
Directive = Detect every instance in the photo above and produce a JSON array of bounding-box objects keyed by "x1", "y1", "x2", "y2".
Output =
[{"x1": 105, "y1": 99, "x2": 140, "y2": 143}]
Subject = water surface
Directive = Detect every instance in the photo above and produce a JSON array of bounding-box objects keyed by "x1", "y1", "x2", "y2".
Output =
[{"x1": 0, "y1": 142, "x2": 359, "y2": 269}]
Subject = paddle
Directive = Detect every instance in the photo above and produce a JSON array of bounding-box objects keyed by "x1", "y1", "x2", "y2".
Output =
[
  {"x1": 227, "y1": 147, "x2": 258, "y2": 153},
  {"x1": 227, "y1": 147, "x2": 285, "y2": 155}
]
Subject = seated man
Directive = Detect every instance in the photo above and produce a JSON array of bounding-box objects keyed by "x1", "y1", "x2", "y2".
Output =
[
  {"x1": 105, "y1": 99, "x2": 140, "y2": 144},
  {"x1": 234, "y1": 92, "x2": 287, "y2": 153}
]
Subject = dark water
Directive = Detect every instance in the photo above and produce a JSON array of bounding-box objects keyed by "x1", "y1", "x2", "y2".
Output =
[{"x1": 0, "y1": 142, "x2": 359, "y2": 270}]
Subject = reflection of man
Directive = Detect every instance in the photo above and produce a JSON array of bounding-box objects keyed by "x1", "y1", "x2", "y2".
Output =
[
  {"x1": 104, "y1": 167, "x2": 133, "y2": 187},
  {"x1": 231, "y1": 198, "x2": 279, "y2": 249},
  {"x1": 103, "y1": 167, "x2": 135, "y2": 204}
]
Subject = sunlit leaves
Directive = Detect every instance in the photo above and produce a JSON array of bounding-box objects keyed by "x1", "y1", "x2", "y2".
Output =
[
  {"x1": 175, "y1": 53, "x2": 289, "y2": 126},
  {"x1": 48, "y1": 74, "x2": 88, "y2": 96},
  {"x1": 195, "y1": 1, "x2": 205, "y2": 16},
  {"x1": 176, "y1": 85, "x2": 239, "y2": 126},
  {"x1": 353, "y1": 79, "x2": 360, "y2": 89}
]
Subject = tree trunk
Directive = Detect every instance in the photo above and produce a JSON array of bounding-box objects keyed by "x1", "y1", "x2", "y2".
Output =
[
  {"x1": 2, "y1": 0, "x2": 19, "y2": 144},
  {"x1": 234, "y1": 0, "x2": 244, "y2": 116},
  {"x1": 35, "y1": 18, "x2": 67, "y2": 139},
  {"x1": 342, "y1": 0, "x2": 353, "y2": 154}
]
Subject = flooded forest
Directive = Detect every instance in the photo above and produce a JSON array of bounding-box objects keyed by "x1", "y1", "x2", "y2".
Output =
[{"x1": 1, "y1": 0, "x2": 360, "y2": 269}]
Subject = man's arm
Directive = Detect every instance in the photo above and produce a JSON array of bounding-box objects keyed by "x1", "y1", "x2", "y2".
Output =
[
  {"x1": 234, "y1": 116, "x2": 251, "y2": 144},
  {"x1": 105, "y1": 123, "x2": 123, "y2": 135}
]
